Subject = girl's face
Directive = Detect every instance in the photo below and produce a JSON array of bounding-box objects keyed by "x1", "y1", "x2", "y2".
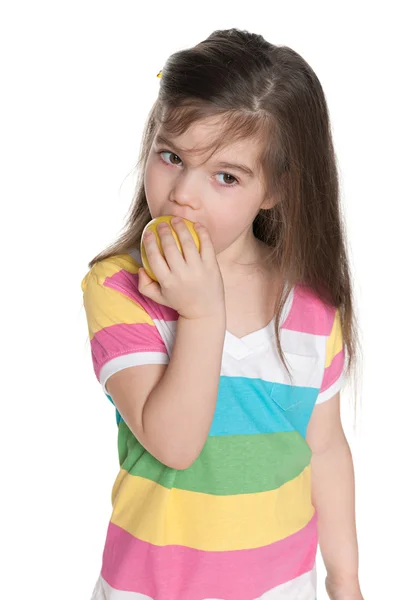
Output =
[{"x1": 144, "y1": 115, "x2": 274, "y2": 257}]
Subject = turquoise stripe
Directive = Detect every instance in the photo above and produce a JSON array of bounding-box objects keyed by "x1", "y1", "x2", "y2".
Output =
[
  {"x1": 210, "y1": 376, "x2": 318, "y2": 438},
  {"x1": 107, "y1": 377, "x2": 318, "y2": 436}
]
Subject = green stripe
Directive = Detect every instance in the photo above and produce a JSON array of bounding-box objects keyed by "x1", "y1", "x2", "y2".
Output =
[{"x1": 117, "y1": 421, "x2": 311, "y2": 495}]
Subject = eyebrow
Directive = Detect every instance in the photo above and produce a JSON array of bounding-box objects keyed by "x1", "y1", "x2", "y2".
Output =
[
  {"x1": 216, "y1": 161, "x2": 254, "y2": 176},
  {"x1": 154, "y1": 134, "x2": 254, "y2": 177}
]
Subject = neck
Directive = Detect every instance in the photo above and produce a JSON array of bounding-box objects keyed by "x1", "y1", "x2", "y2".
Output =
[{"x1": 217, "y1": 231, "x2": 273, "y2": 280}]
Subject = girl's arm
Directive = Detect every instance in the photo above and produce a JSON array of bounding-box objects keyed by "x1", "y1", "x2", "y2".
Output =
[
  {"x1": 107, "y1": 311, "x2": 226, "y2": 470},
  {"x1": 106, "y1": 219, "x2": 226, "y2": 470},
  {"x1": 306, "y1": 393, "x2": 364, "y2": 600}
]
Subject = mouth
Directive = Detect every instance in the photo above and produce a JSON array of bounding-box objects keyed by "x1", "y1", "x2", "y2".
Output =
[{"x1": 162, "y1": 212, "x2": 199, "y2": 224}]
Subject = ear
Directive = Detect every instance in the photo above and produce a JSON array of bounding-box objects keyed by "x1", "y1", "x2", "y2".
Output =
[
  {"x1": 260, "y1": 169, "x2": 287, "y2": 210},
  {"x1": 260, "y1": 194, "x2": 279, "y2": 210}
]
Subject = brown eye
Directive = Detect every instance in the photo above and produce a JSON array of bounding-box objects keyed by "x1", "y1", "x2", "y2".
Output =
[
  {"x1": 216, "y1": 172, "x2": 239, "y2": 186},
  {"x1": 160, "y1": 151, "x2": 182, "y2": 166},
  {"x1": 223, "y1": 174, "x2": 235, "y2": 184}
]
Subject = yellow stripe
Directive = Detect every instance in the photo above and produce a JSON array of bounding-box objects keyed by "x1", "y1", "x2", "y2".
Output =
[
  {"x1": 325, "y1": 309, "x2": 343, "y2": 368},
  {"x1": 82, "y1": 255, "x2": 154, "y2": 338},
  {"x1": 110, "y1": 466, "x2": 314, "y2": 551}
]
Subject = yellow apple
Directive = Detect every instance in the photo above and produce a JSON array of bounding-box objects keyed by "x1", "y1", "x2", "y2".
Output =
[{"x1": 140, "y1": 215, "x2": 201, "y2": 281}]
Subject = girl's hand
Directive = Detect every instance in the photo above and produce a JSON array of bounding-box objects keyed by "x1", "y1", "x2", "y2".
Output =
[
  {"x1": 326, "y1": 576, "x2": 364, "y2": 600},
  {"x1": 138, "y1": 217, "x2": 225, "y2": 321}
]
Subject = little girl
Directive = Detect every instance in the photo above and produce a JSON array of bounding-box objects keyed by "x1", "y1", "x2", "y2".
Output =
[{"x1": 82, "y1": 28, "x2": 363, "y2": 600}]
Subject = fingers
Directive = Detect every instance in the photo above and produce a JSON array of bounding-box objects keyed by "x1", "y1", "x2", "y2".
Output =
[
  {"x1": 194, "y1": 223, "x2": 217, "y2": 264},
  {"x1": 168, "y1": 218, "x2": 216, "y2": 266},
  {"x1": 141, "y1": 227, "x2": 171, "y2": 282},
  {"x1": 157, "y1": 220, "x2": 187, "y2": 272},
  {"x1": 170, "y1": 218, "x2": 201, "y2": 263},
  {"x1": 137, "y1": 266, "x2": 154, "y2": 287},
  {"x1": 141, "y1": 219, "x2": 217, "y2": 285}
]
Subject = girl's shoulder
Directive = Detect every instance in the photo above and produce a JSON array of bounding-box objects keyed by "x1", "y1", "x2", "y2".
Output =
[
  {"x1": 81, "y1": 250, "x2": 178, "y2": 327},
  {"x1": 81, "y1": 251, "x2": 141, "y2": 293}
]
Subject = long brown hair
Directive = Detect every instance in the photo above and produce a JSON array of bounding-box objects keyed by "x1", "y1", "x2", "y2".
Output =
[{"x1": 89, "y1": 28, "x2": 360, "y2": 392}]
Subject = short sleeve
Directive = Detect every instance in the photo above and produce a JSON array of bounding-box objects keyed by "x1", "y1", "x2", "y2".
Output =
[
  {"x1": 315, "y1": 309, "x2": 346, "y2": 404},
  {"x1": 81, "y1": 254, "x2": 170, "y2": 395}
]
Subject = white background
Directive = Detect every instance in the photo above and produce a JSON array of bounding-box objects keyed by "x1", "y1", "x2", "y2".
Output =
[{"x1": 1, "y1": 1, "x2": 399, "y2": 598}]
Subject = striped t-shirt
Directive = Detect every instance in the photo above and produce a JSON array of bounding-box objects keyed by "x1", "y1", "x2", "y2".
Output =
[{"x1": 82, "y1": 250, "x2": 345, "y2": 600}]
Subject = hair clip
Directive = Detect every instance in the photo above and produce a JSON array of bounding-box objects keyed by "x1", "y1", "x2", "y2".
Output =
[{"x1": 157, "y1": 70, "x2": 163, "y2": 79}]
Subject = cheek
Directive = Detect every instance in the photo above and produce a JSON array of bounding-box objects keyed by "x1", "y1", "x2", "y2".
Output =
[
  {"x1": 144, "y1": 159, "x2": 165, "y2": 213},
  {"x1": 206, "y1": 207, "x2": 243, "y2": 250},
  {"x1": 206, "y1": 198, "x2": 258, "y2": 251}
]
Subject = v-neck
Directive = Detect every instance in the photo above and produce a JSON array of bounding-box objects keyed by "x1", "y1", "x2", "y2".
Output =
[{"x1": 223, "y1": 284, "x2": 295, "y2": 360}]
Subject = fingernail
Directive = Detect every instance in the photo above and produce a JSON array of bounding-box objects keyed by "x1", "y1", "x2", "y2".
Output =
[{"x1": 171, "y1": 217, "x2": 182, "y2": 225}]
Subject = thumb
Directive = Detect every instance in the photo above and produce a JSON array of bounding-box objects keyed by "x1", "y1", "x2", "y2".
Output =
[{"x1": 138, "y1": 268, "x2": 164, "y2": 303}]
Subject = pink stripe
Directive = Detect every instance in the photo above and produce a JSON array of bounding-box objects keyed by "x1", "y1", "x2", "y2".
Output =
[
  {"x1": 101, "y1": 513, "x2": 317, "y2": 599},
  {"x1": 104, "y1": 270, "x2": 178, "y2": 323},
  {"x1": 283, "y1": 285, "x2": 336, "y2": 335},
  {"x1": 320, "y1": 348, "x2": 345, "y2": 393},
  {"x1": 91, "y1": 323, "x2": 168, "y2": 380}
]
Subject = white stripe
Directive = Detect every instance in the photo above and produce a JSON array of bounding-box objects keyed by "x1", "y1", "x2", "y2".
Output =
[
  {"x1": 221, "y1": 329, "x2": 326, "y2": 388},
  {"x1": 153, "y1": 318, "x2": 177, "y2": 357},
  {"x1": 99, "y1": 352, "x2": 169, "y2": 395},
  {"x1": 154, "y1": 318, "x2": 326, "y2": 388},
  {"x1": 91, "y1": 568, "x2": 316, "y2": 599},
  {"x1": 98, "y1": 326, "x2": 327, "y2": 391}
]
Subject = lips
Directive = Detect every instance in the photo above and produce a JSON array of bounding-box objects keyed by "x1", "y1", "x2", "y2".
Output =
[{"x1": 160, "y1": 211, "x2": 199, "y2": 224}]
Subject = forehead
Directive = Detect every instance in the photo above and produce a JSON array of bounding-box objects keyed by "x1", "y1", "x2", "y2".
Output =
[{"x1": 156, "y1": 115, "x2": 264, "y2": 165}]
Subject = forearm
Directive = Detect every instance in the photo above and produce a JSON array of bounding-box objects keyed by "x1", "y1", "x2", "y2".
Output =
[
  {"x1": 143, "y1": 312, "x2": 226, "y2": 469},
  {"x1": 312, "y1": 436, "x2": 362, "y2": 598}
]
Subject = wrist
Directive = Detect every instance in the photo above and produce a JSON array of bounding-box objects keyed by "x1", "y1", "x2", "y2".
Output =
[{"x1": 180, "y1": 311, "x2": 226, "y2": 328}]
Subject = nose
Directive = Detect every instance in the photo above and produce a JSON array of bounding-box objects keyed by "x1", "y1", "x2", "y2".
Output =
[{"x1": 169, "y1": 170, "x2": 202, "y2": 210}]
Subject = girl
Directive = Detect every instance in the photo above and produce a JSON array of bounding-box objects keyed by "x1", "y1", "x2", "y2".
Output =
[{"x1": 82, "y1": 28, "x2": 363, "y2": 600}]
